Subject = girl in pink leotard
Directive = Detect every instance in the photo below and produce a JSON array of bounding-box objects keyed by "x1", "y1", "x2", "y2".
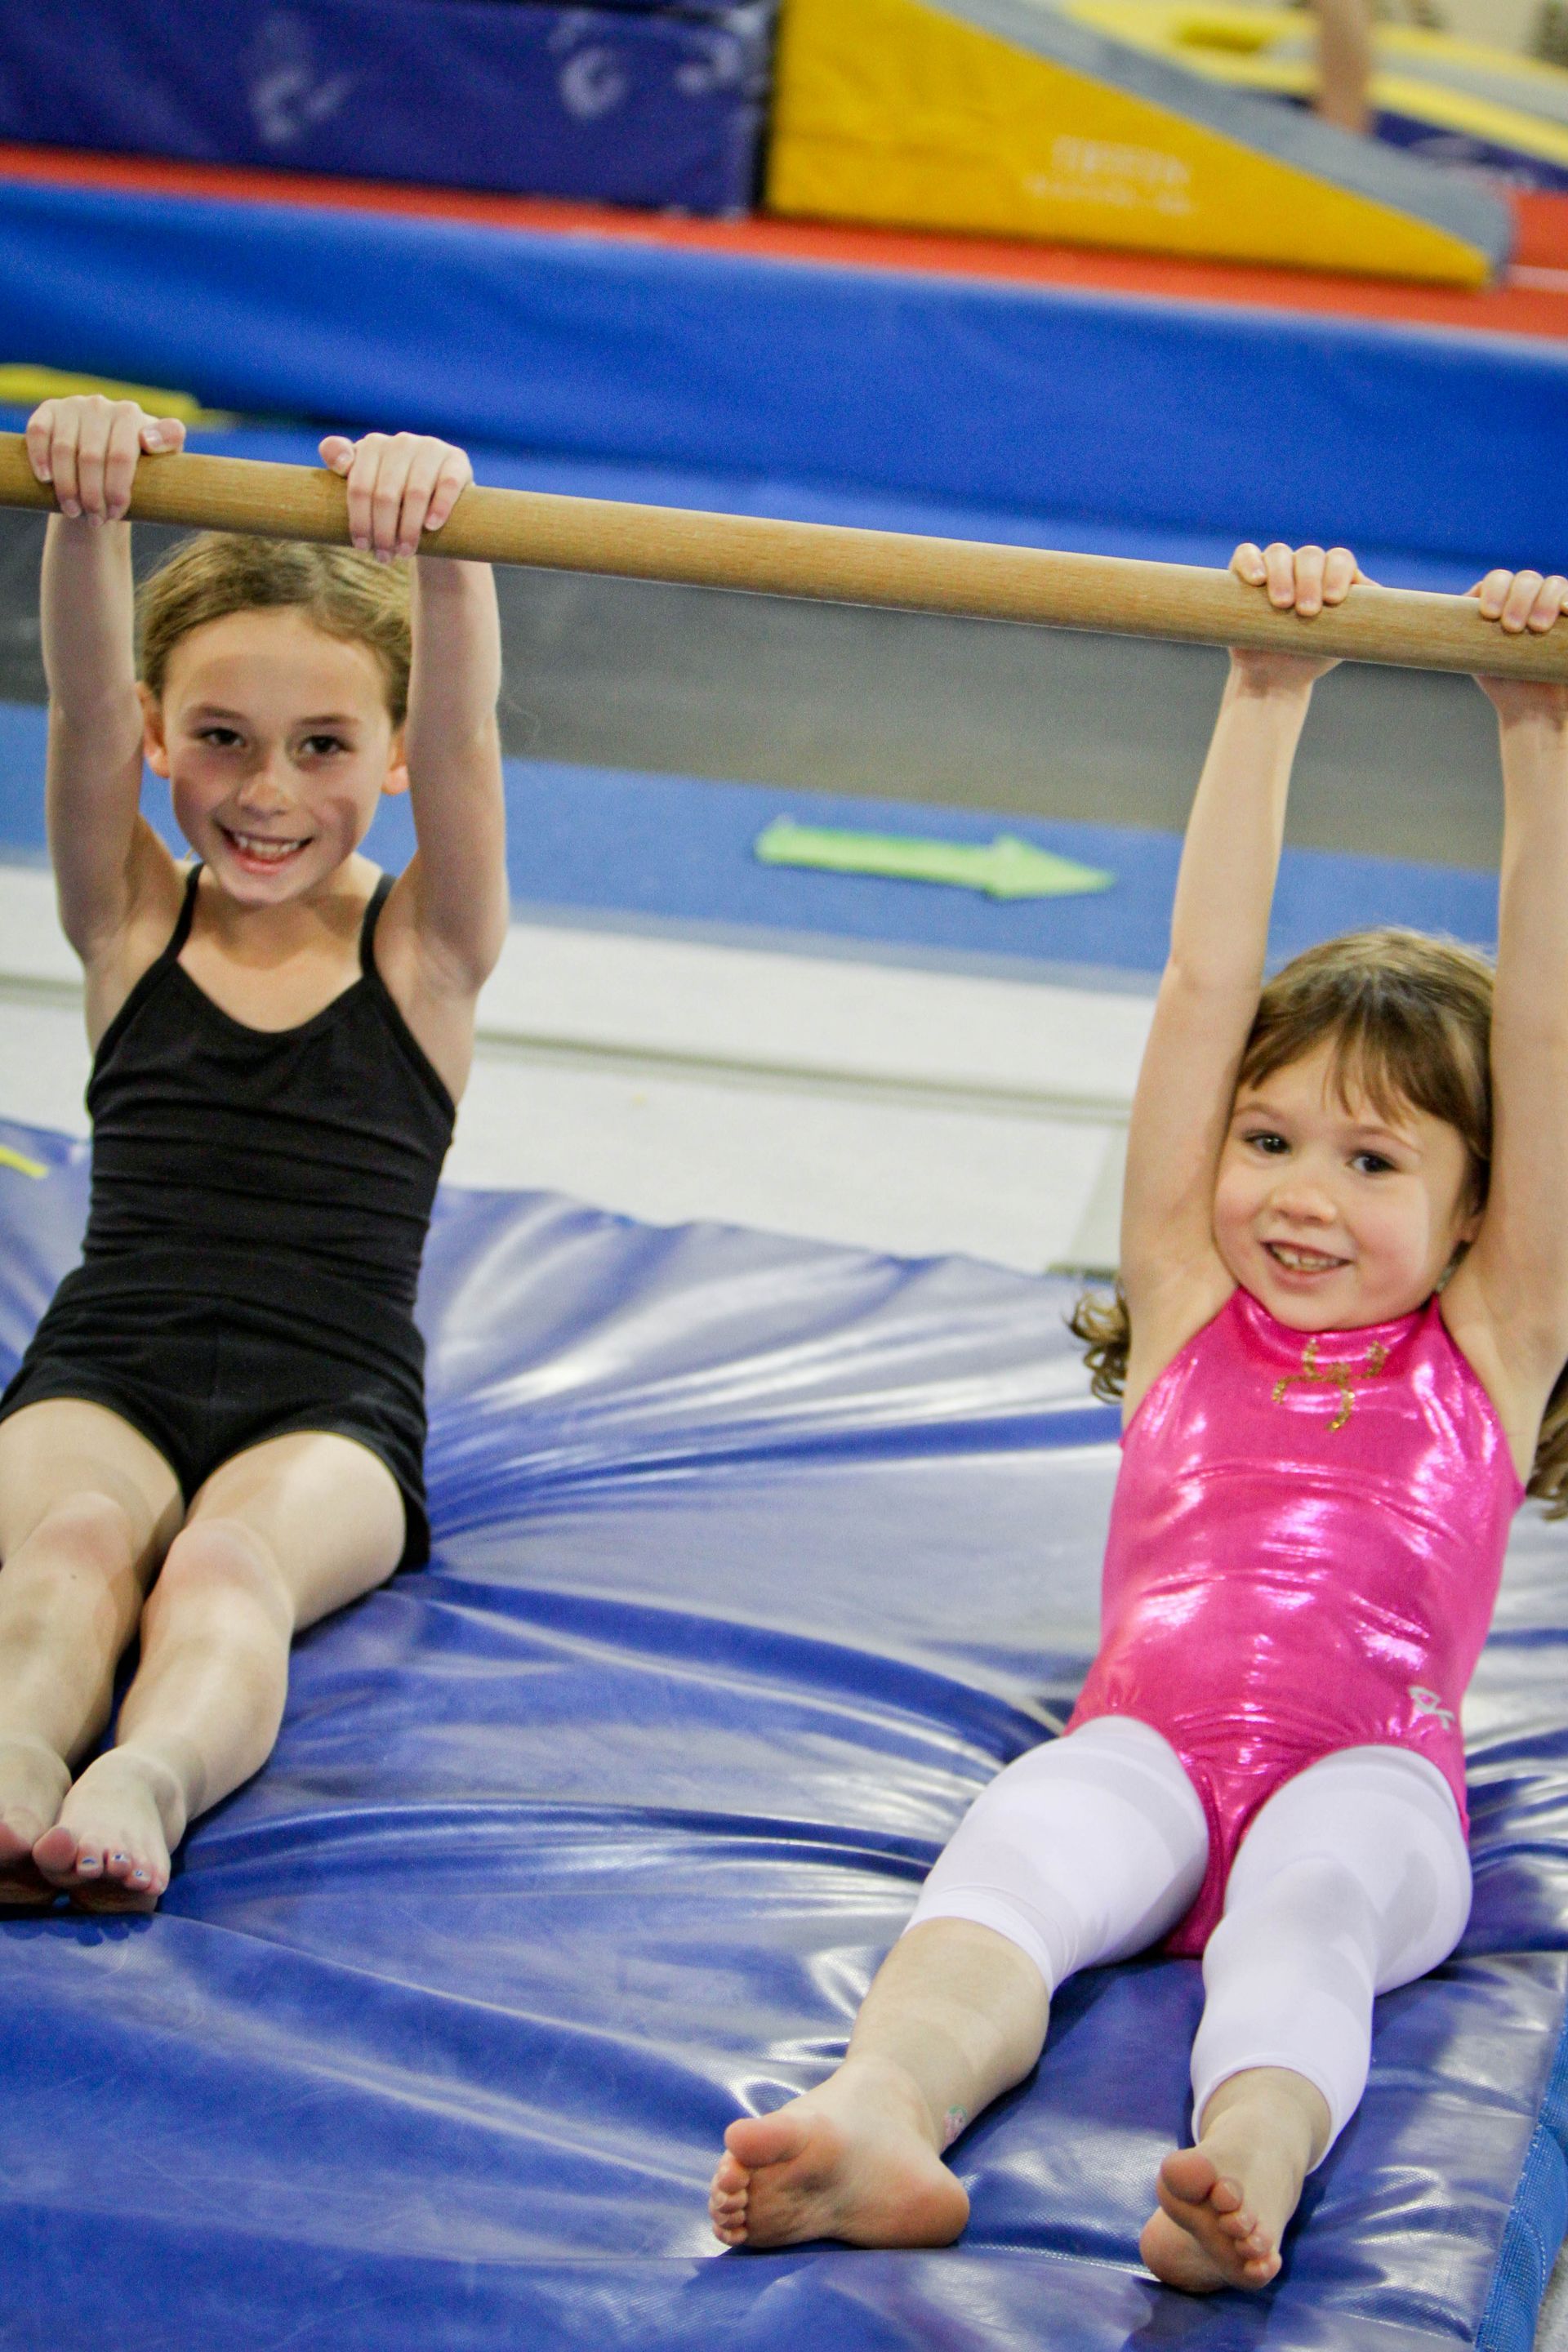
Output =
[{"x1": 708, "y1": 541, "x2": 1568, "y2": 2291}]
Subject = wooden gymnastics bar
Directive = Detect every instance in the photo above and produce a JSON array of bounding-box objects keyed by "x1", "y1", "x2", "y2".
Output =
[{"x1": 1, "y1": 434, "x2": 1564, "y2": 682}]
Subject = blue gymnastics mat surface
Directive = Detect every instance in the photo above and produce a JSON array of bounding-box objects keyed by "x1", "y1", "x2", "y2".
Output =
[
  {"x1": 0, "y1": 0, "x2": 776, "y2": 214},
  {"x1": 0, "y1": 699, "x2": 1504, "y2": 984},
  {"x1": 2, "y1": 176, "x2": 1567, "y2": 574},
  {"x1": 2, "y1": 1115, "x2": 1567, "y2": 2352}
]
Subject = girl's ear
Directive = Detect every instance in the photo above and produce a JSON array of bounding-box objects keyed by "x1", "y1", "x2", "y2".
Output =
[
  {"x1": 383, "y1": 728, "x2": 411, "y2": 800},
  {"x1": 139, "y1": 684, "x2": 170, "y2": 778},
  {"x1": 1452, "y1": 1183, "x2": 1486, "y2": 1259}
]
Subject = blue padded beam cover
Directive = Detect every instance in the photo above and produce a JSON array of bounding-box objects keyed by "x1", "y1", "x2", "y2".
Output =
[
  {"x1": 0, "y1": 1116, "x2": 1565, "y2": 2351},
  {"x1": 0, "y1": 0, "x2": 777, "y2": 214}
]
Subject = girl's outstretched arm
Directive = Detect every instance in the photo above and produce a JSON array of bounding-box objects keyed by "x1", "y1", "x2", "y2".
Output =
[
  {"x1": 327, "y1": 434, "x2": 510, "y2": 1059},
  {"x1": 1442, "y1": 568, "x2": 1568, "y2": 1471},
  {"x1": 29, "y1": 397, "x2": 188, "y2": 976},
  {"x1": 402, "y1": 550, "x2": 508, "y2": 984},
  {"x1": 1120, "y1": 544, "x2": 1356, "y2": 1403}
]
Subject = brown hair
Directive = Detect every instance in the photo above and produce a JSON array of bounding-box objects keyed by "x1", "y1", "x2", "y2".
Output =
[
  {"x1": 1070, "y1": 927, "x2": 1568, "y2": 1512},
  {"x1": 136, "y1": 533, "x2": 412, "y2": 723}
]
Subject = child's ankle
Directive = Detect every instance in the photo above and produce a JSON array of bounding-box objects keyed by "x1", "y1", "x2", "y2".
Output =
[
  {"x1": 836, "y1": 2050, "x2": 954, "y2": 2153},
  {"x1": 101, "y1": 1741, "x2": 191, "y2": 1846},
  {"x1": 1200, "y1": 2068, "x2": 1331, "y2": 2173}
]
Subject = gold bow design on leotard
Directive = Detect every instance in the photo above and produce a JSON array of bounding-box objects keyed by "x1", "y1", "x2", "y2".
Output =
[{"x1": 1272, "y1": 1338, "x2": 1389, "y2": 1432}]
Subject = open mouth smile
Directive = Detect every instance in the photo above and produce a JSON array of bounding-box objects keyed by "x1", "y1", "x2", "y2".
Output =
[
  {"x1": 1264, "y1": 1241, "x2": 1350, "y2": 1276},
  {"x1": 220, "y1": 826, "x2": 311, "y2": 869}
]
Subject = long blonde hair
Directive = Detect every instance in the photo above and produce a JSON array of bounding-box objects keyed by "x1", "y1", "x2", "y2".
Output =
[{"x1": 1071, "y1": 927, "x2": 1568, "y2": 1512}]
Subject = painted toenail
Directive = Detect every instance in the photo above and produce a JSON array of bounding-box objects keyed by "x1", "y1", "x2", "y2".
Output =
[{"x1": 110, "y1": 1852, "x2": 129, "y2": 1864}]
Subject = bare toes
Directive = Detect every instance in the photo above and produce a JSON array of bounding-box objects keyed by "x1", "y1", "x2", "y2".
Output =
[
  {"x1": 31, "y1": 1823, "x2": 83, "y2": 1883},
  {"x1": 1147, "y1": 2147, "x2": 1287, "y2": 2294},
  {"x1": 31, "y1": 1826, "x2": 161, "y2": 1909},
  {"x1": 710, "y1": 2188, "x2": 750, "y2": 2244},
  {"x1": 33, "y1": 1753, "x2": 176, "y2": 1909},
  {"x1": 1160, "y1": 2148, "x2": 1220, "y2": 2203}
]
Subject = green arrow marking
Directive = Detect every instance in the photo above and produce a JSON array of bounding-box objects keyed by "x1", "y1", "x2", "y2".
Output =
[{"x1": 754, "y1": 818, "x2": 1114, "y2": 902}]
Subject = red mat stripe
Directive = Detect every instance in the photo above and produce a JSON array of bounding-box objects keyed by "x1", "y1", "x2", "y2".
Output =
[{"x1": 3, "y1": 140, "x2": 1568, "y2": 344}]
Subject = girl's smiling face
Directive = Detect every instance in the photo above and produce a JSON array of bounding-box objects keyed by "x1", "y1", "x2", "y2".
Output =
[
  {"x1": 1213, "y1": 1038, "x2": 1481, "y2": 1330},
  {"x1": 142, "y1": 606, "x2": 408, "y2": 903}
]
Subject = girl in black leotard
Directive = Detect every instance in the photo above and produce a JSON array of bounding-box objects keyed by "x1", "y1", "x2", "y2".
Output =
[{"x1": 0, "y1": 396, "x2": 507, "y2": 1911}]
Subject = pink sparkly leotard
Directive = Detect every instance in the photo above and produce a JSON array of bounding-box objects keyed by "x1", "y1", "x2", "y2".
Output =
[{"x1": 1067, "y1": 1286, "x2": 1523, "y2": 1953}]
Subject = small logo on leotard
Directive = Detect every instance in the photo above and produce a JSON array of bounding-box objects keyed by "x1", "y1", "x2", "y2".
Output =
[
  {"x1": 1272, "y1": 1336, "x2": 1388, "y2": 1432},
  {"x1": 1409, "y1": 1685, "x2": 1455, "y2": 1729}
]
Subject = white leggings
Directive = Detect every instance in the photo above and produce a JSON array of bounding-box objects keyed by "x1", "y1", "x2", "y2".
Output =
[{"x1": 906, "y1": 1716, "x2": 1472, "y2": 2157}]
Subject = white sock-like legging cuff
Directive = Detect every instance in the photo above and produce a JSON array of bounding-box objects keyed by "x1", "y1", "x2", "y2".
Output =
[
  {"x1": 904, "y1": 1718, "x2": 1472, "y2": 2158},
  {"x1": 906, "y1": 1715, "x2": 1209, "y2": 1994}
]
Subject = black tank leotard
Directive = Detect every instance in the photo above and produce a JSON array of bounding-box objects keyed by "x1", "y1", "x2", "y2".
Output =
[{"x1": 0, "y1": 866, "x2": 455, "y2": 1567}]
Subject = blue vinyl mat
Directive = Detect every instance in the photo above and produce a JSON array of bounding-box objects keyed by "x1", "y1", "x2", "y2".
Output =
[
  {"x1": 2, "y1": 175, "x2": 1566, "y2": 576},
  {"x1": 0, "y1": 0, "x2": 776, "y2": 213},
  {"x1": 0, "y1": 699, "x2": 1504, "y2": 984},
  {"x1": 1, "y1": 1114, "x2": 1566, "y2": 2351}
]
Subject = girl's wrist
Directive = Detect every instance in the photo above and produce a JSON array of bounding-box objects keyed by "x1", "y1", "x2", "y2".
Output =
[
  {"x1": 1219, "y1": 670, "x2": 1316, "y2": 746},
  {"x1": 411, "y1": 551, "x2": 492, "y2": 586},
  {"x1": 1225, "y1": 657, "x2": 1317, "y2": 704},
  {"x1": 47, "y1": 510, "x2": 131, "y2": 541},
  {"x1": 1494, "y1": 693, "x2": 1568, "y2": 737},
  {"x1": 44, "y1": 514, "x2": 136, "y2": 581}
]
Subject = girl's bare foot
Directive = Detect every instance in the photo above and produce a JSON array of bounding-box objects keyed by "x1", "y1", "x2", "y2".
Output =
[
  {"x1": 1138, "y1": 2069, "x2": 1328, "y2": 2293},
  {"x1": 1141, "y1": 2149, "x2": 1283, "y2": 2291},
  {"x1": 709, "y1": 2056, "x2": 971, "y2": 2250},
  {"x1": 0, "y1": 1735, "x2": 69, "y2": 1907},
  {"x1": 32, "y1": 1745, "x2": 185, "y2": 1913}
]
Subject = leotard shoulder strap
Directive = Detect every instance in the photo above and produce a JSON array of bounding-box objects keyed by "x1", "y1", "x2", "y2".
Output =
[
  {"x1": 358, "y1": 871, "x2": 396, "y2": 973},
  {"x1": 90, "y1": 863, "x2": 203, "y2": 1071},
  {"x1": 167, "y1": 862, "x2": 203, "y2": 958}
]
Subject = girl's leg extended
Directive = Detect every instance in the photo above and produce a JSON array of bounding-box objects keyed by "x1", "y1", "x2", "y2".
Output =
[
  {"x1": 1143, "y1": 1745, "x2": 1472, "y2": 2294},
  {"x1": 710, "y1": 1715, "x2": 1209, "y2": 2250},
  {"x1": 0, "y1": 1401, "x2": 182, "y2": 1900},
  {"x1": 33, "y1": 1429, "x2": 405, "y2": 1911}
]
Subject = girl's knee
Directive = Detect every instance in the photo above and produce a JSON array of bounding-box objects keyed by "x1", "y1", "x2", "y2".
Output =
[
  {"x1": 150, "y1": 1518, "x2": 293, "y2": 1639},
  {"x1": 1209, "y1": 1859, "x2": 1381, "y2": 2033},
  {"x1": 9, "y1": 1491, "x2": 147, "y2": 1594},
  {"x1": 0, "y1": 1498, "x2": 150, "y2": 1690},
  {"x1": 1220, "y1": 1852, "x2": 1373, "y2": 1943}
]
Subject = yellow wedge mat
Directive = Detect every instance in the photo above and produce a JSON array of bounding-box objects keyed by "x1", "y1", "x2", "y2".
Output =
[{"x1": 767, "y1": 0, "x2": 1508, "y2": 283}]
